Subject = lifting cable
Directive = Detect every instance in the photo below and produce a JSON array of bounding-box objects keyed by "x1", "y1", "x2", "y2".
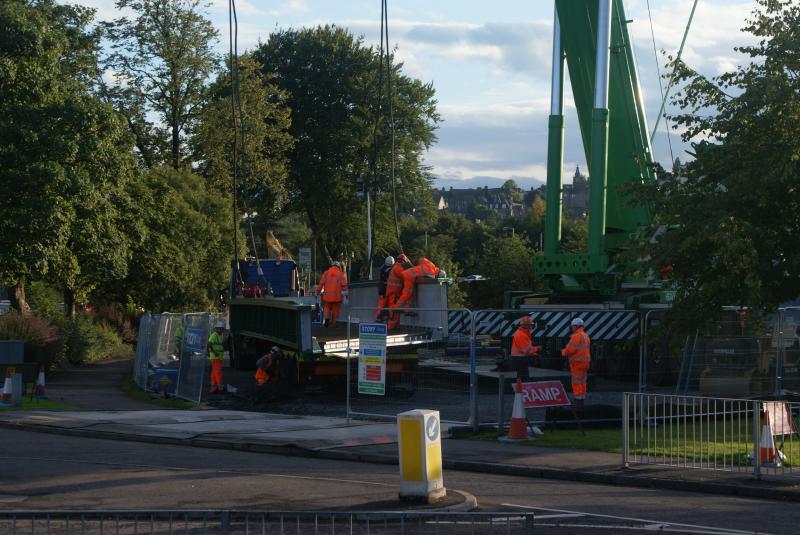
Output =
[
  {"x1": 649, "y1": 0, "x2": 699, "y2": 146},
  {"x1": 377, "y1": 0, "x2": 402, "y2": 252},
  {"x1": 645, "y1": 0, "x2": 675, "y2": 165},
  {"x1": 229, "y1": 0, "x2": 264, "y2": 283}
]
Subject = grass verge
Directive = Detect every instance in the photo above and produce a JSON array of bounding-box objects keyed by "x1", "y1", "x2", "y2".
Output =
[
  {"x1": 1, "y1": 397, "x2": 79, "y2": 411},
  {"x1": 460, "y1": 422, "x2": 799, "y2": 467},
  {"x1": 119, "y1": 376, "x2": 196, "y2": 409}
]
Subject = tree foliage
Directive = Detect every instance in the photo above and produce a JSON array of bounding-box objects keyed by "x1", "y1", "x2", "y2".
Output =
[
  {"x1": 194, "y1": 55, "x2": 293, "y2": 222},
  {"x1": 637, "y1": 0, "x2": 800, "y2": 329},
  {"x1": 0, "y1": 0, "x2": 139, "y2": 316},
  {"x1": 111, "y1": 167, "x2": 241, "y2": 312},
  {"x1": 253, "y1": 25, "x2": 440, "y2": 263},
  {"x1": 103, "y1": 0, "x2": 219, "y2": 169}
]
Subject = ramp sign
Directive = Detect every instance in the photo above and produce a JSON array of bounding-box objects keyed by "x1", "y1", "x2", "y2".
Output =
[
  {"x1": 358, "y1": 323, "x2": 387, "y2": 395},
  {"x1": 521, "y1": 380, "x2": 571, "y2": 408}
]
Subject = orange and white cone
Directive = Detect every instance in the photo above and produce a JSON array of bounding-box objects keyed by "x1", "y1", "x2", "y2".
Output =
[
  {"x1": 507, "y1": 378, "x2": 529, "y2": 440},
  {"x1": 759, "y1": 410, "x2": 782, "y2": 467},
  {"x1": 34, "y1": 366, "x2": 47, "y2": 399},
  {"x1": 1, "y1": 369, "x2": 13, "y2": 404}
]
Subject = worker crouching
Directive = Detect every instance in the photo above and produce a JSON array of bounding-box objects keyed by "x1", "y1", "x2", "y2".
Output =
[
  {"x1": 561, "y1": 317, "x2": 591, "y2": 406},
  {"x1": 393, "y1": 257, "x2": 445, "y2": 322}
]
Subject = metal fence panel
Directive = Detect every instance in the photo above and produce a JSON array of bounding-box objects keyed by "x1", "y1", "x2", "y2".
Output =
[
  {"x1": 346, "y1": 307, "x2": 475, "y2": 425},
  {"x1": 623, "y1": 392, "x2": 800, "y2": 479},
  {"x1": 175, "y1": 313, "x2": 213, "y2": 403},
  {"x1": 0, "y1": 510, "x2": 535, "y2": 534}
]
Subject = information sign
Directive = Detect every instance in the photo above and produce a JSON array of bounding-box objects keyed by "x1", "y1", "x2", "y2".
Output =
[
  {"x1": 358, "y1": 323, "x2": 387, "y2": 395},
  {"x1": 521, "y1": 380, "x2": 571, "y2": 408}
]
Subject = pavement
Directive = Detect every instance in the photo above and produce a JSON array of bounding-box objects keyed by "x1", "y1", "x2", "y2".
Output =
[
  {"x1": 5, "y1": 357, "x2": 798, "y2": 506},
  {"x1": 1, "y1": 407, "x2": 799, "y2": 504}
]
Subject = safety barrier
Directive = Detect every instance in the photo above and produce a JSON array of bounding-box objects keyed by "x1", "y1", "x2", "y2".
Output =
[
  {"x1": 133, "y1": 313, "x2": 223, "y2": 404},
  {"x1": 0, "y1": 510, "x2": 535, "y2": 534},
  {"x1": 623, "y1": 392, "x2": 800, "y2": 478}
]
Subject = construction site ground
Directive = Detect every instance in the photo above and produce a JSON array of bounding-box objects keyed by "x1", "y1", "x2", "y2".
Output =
[{"x1": 2, "y1": 358, "x2": 799, "y2": 504}]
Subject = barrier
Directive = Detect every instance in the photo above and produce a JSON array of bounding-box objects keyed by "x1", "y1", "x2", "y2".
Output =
[
  {"x1": 0, "y1": 510, "x2": 536, "y2": 534},
  {"x1": 623, "y1": 392, "x2": 800, "y2": 479},
  {"x1": 132, "y1": 313, "x2": 218, "y2": 403}
]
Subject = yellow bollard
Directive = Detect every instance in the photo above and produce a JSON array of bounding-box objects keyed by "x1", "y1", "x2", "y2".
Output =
[{"x1": 397, "y1": 409, "x2": 446, "y2": 503}]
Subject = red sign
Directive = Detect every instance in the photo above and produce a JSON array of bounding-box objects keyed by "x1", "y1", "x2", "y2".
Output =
[
  {"x1": 365, "y1": 365, "x2": 382, "y2": 381},
  {"x1": 521, "y1": 381, "x2": 571, "y2": 408}
]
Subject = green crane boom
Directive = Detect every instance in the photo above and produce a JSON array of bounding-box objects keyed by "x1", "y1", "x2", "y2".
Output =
[{"x1": 537, "y1": 0, "x2": 657, "y2": 295}]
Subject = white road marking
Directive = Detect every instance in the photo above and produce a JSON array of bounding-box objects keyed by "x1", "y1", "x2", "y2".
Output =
[
  {"x1": 534, "y1": 514, "x2": 585, "y2": 519},
  {"x1": 502, "y1": 503, "x2": 772, "y2": 535},
  {"x1": 534, "y1": 523, "x2": 763, "y2": 535}
]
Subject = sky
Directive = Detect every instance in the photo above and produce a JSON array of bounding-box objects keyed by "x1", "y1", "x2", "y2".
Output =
[{"x1": 75, "y1": 0, "x2": 758, "y2": 189}]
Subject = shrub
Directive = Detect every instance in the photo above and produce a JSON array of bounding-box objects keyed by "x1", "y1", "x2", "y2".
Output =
[
  {"x1": 0, "y1": 313, "x2": 63, "y2": 369},
  {"x1": 61, "y1": 316, "x2": 127, "y2": 366},
  {"x1": 94, "y1": 304, "x2": 138, "y2": 344}
]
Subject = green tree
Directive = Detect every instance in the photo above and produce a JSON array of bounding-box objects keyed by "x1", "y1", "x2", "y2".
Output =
[
  {"x1": 103, "y1": 0, "x2": 219, "y2": 169},
  {"x1": 638, "y1": 0, "x2": 800, "y2": 330},
  {"x1": 470, "y1": 235, "x2": 540, "y2": 308},
  {"x1": 114, "y1": 167, "x2": 241, "y2": 312},
  {"x1": 194, "y1": 55, "x2": 293, "y2": 222},
  {"x1": 0, "y1": 0, "x2": 138, "y2": 316},
  {"x1": 253, "y1": 26, "x2": 440, "y2": 264}
]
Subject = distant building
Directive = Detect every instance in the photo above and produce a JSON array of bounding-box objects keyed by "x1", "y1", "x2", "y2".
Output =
[
  {"x1": 434, "y1": 186, "x2": 525, "y2": 218},
  {"x1": 563, "y1": 166, "x2": 589, "y2": 218}
]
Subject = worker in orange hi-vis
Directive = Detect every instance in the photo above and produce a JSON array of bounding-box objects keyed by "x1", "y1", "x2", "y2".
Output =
[
  {"x1": 510, "y1": 316, "x2": 541, "y2": 381},
  {"x1": 317, "y1": 260, "x2": 348, "y2": 328},
  {"x1": 385, "y1": 254, "x2": 412, "y2": 329},
  {"x1": 395, "y1": 257, "x2": 445, "y2": 311},
  {"x1": 374, "y1": 256, "x2": 395, "y2": 322},
  {"x1": 255, "y1": 346, "x2": 281, "y2": 386},
  {"x1": 561, "y1": 317, "x2": 591, "y2": 407}
]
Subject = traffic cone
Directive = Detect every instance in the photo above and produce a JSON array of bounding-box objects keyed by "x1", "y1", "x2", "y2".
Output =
[
  {"x1": 34, "y1": 366, "x2": 47, "y2": 399},
  {"x1": 1, "y1": 369, "x2": 13, "y2": 404},
  {"x1": 506, "y1": 378, "x2": 529, "y2": 440},
  {"x1": 759, "y1": 410, "x2": 782, "y2": 467}
]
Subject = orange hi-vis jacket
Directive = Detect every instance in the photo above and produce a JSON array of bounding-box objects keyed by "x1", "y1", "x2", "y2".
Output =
[
  {"x1": 386, "y1": 263, "x2": 406, "y2": 297},
  {"x1": 318, "y1": 266, "x2": 348, "y2": 303},
  {"x1": 562, "y1": 327, "x2": 591, "y2": 366},
  {"x1": 415, "y1": 257, "x2": 440, "y2": 281},
  {"x1": 511, "y1": 328, "x2": 539, "y2": 356}
]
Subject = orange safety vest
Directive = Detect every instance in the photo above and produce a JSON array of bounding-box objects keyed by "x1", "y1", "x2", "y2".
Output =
[
  {"x1": 511, "y1": 328, "x2": 536, "y2": 356},
  {"x1": 562, "y1": 327, "x2": 591, "y2": 366},
  {"x1": 386, "y1": 264, "x2": 406, "y2": 296},
  {"x1": 319, "y1": 267, "x2": 348, "y2": 302},
  {"x1": 416, "y1": 257, "x2": 440, "y2": 281}
]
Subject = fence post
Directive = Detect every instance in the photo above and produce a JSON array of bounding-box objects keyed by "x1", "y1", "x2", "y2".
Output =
[
  {"x1": 469, "y1": 311, "x2": 478, "y2": 431},
  {"x1": 752, "y1": 400, "x2": 761, "y2": 479},
  {"x1": 525, "y1": 513, "x2": 535, "y2": 535},
  {"x1": 775, "y1": 309, "x2": 784, "y2": 398},
  {"x1": 346, "y1": 310, "x2": 352, "y2": 423},
  {"x1": 622, "y1": 392, "x2": 630, "y2": 468},
  {"x1": 220, "y1": 511, "x2": 230, "y2": 535}
]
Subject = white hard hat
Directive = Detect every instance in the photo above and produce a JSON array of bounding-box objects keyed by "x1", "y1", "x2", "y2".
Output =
[
  {"x1": 332, "y1": 260, "x2": 341, "y2": 268},
  {"x1": 385, "y1": 256, "x2": 395, "y2": 267},
  {"x1": 270, "y1": 345, "x2": 280, "y2": 354},
  {"x1": 438, "y1": 269, "x2": 447, "y2": 278},
  {"x1": 571, "y1": 317, "x2": 584, "y2": 327},
  {"x1": 214, "y1": 321, "x2": 225, "y2": 329}
]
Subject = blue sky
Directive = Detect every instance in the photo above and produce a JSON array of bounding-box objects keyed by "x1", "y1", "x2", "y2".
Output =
[{"x1": 79, "y1": 0, "x2": 757, "y2": 189}]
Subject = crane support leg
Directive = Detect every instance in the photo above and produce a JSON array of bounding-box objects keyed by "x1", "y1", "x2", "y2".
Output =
[{"x1": 544, "y1": 9, "x2": 565, "y2": 257}]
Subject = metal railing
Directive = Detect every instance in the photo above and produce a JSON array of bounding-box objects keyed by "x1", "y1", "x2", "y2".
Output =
[
  {"x1": 623, "y1": 392, "x2": 800, "y2": 478},
  {"x1": 0, "y1": 510, "x2": 535, "y2": 534}
]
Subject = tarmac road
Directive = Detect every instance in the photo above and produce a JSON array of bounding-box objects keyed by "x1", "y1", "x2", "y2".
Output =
[{"x1": 0, "y1": 429, "x2": 794, "y2": 534}]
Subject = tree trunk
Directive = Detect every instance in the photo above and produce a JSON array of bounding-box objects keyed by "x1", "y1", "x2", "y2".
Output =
[
  {"x1": 171, "y1": 119, "x2": 180, "y2": 169},
  {"x1": 64, "y1": 288, "x2": 76, "y2": 320},
  {"x1": 6, "y1": 284, "x2": 31, "y2": 316}
]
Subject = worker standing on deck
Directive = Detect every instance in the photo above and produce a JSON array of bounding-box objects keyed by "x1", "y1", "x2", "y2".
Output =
[
  {"x1": 317, "y1": 260, "x2": 348, "y2": 328},
  {"x1": 561, "y1": 318, "x2": 591, "y2": 406},
  {"x1": 375, "y1": 256, "x2": 395, "y2": 321},
  {"x1": 207, "y1": 322, "x2": 226, "y2": 394},
  {"x1": 510, "y1": 316, "x2": 540, "y2": 380},
  {"x1": 395, "y1": 257, "x2": 446, "y2": 312},
  {"x1": 386, "y1": 254, "x2": 412, "y2": 329}
]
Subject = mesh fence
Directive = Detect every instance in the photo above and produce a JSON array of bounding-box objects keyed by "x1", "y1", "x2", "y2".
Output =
[
  {"x1": 132, "y1": 313, "x2": 218, "y2": 403},
  {"x1": 346, "y1": 307, "x2": 475, "y2": 424},
  {"x1": 0, "y1": 510, "x2": 535, "y2": 535}
]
